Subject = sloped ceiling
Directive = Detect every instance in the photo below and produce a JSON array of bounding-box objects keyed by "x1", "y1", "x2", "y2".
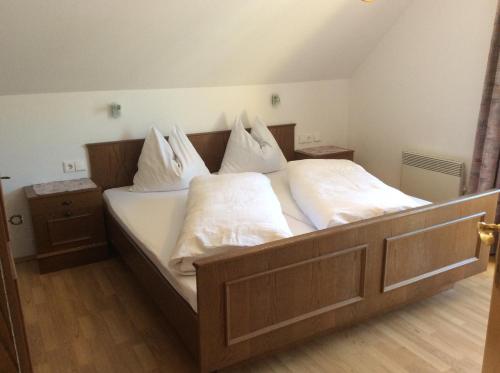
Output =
[{"x1": 0, "y1": 0, "x2": 411, "y2": 95}]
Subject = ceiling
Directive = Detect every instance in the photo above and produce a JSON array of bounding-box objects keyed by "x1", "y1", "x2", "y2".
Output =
[{"x1": 0, "y1": 0, "x2": 412, "y2": 95}]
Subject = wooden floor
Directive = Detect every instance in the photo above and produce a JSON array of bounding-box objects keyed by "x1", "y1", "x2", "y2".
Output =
[{"x1": 17, "y1": 258, "x2": 495, "y2": 373}]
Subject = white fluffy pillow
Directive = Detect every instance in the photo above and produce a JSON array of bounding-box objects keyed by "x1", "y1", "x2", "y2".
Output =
[
  {"x1": 219, "y1": 117, "x2": 288, "y2": 174},
  {"x1": 130, "y1": 126, "x2": 209, "y2": 192}
]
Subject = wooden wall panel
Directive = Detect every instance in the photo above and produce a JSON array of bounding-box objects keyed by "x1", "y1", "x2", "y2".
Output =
[
  {"x1": 195, "y1": 190, "x2": 498, "y2": 372},
  {"x1": 87, "y1": 123, "x2": 295, "y2": 190},
  {"x1": 383, "y1": 212, "x2": 485, "y2": 292},
  {"x1": 225, "y1": 245, "x2": 366, "y2": 345},
  {"x1": 0, "y1": 181, "x2": 32, "y2": 372}
]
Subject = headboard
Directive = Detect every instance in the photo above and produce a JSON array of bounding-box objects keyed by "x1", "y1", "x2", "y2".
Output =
[{"x1": 86, "y1": 123, "x2": 296, "y2": 190}]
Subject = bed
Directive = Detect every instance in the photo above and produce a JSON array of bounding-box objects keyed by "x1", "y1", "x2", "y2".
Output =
[
  {"x1": 87, "y1": 124, "x2": 499, "y2": 372},
  {"x1": 103, "y1": 170, "x2": 316, "y2": 312}
]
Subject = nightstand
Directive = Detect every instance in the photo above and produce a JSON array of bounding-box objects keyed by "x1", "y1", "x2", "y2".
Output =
[
  {"x1": 25, "y1": 178, "x2": 108, "y2": 273},
  {"x1": 295, "y1": 145, "x2": 354, "y2": 161}
]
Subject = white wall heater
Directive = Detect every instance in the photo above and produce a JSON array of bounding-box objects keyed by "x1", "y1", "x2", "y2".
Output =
[{"x1": 400, "y1": 151, "x2": 465, "y2": 203}]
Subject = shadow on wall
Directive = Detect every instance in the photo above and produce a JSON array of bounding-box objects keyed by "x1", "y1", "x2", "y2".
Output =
[
  {"x1": 257, "y1": 0, "x2": 412, "y2": 84},
  {"x1": 1, "y1": 110, "x2": 236, "y2": 260},
  {"x1": 0, "y1": 0, "x2": 413, "y2": 258}
]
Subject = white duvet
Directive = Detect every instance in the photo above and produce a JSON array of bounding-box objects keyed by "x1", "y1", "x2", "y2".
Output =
[
  {"x1": 288, "y1": 159, "x2": 429, "y2": 230},
  {"x1": 169, "y1": 172, "x2": 292, "y2": 275}
]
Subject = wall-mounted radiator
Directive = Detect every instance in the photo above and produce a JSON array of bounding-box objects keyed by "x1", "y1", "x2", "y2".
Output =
[{"x1": 400, "y1": 151, "x2": 465, "y2": 203}]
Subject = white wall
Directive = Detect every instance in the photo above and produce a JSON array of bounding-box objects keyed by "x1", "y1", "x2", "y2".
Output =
[
  {"x1": 349, "y1": 0, "x2": 497, "y2": 187},
  {"x1": 0, "y1": 0, "x2": 410, "y2": 95},
  {"x1": 0, "y1": 79, "x2": 350, "y2": 258},
  {"x1": 2, "y1": 0, "x2": 496, "y2": 258}
]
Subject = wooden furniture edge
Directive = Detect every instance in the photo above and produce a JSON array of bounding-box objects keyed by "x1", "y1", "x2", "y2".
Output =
[
  {"x1": 194, "y1": 190, "x2": 498, "y2": 371},
  {"x1": 0, "y1": 180, "x2": 33, "y2": 372},
  {"x1": 295, "y1": 146, "x2": 352, "y2": 155},
  {"x1": 24, "y1": 185, "x2": 101, "y2": 200},
  {"x1": 194, "y1": 189, "x2": 500, "y2": 269},
  {"x1": 86, "y1": 123, "x2": 296, "y2": 190},
  {"x1": 105, "y1": 208, "x2": 199, "y2": 359}
]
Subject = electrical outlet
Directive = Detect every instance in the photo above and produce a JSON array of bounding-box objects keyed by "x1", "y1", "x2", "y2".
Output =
[
  {"x1": 313, "y1": 132, "x2": 321, "y2": 142},
  {"x1": 63, "y1": 161, "x2": 76, "y2": 173},
  {"x1": 75, "y1": 159, "x2": 87, "y2": 172},
  {"x1": 298, "y1": 135, "x2": 307, "y2": 144},
  {"x1": 304, "y1": 134, "x2": 314, "y2": 143}
]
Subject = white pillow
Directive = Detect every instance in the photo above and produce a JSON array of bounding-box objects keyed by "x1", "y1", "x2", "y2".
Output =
[
  {"x1": 130, "y1": 126, "x2": 209, "y2": 192},
  {"x1": 219, "y1": 117, "x2": 287, "y2": 174}
]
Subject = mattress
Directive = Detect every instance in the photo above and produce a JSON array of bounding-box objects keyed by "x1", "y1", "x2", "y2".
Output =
[{"x1": 103, "y1": 170, "x2": 316, "y2": 312}]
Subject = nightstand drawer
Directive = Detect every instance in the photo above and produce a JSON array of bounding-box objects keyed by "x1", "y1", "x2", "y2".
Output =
[
  {"x1": 32, "y1": 209, "x2": 105, "y2": 254},
  {"x1": 29, "y1": 191, "x2": 102, "y2": 218},
  {"x1": 47, "y1": 213, "x2": 94, "y2": 246}
]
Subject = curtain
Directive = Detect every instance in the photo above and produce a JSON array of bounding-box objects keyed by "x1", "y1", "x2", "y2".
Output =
[
  {"x1": 468, "y1": 2, "x2": 500, "y2": 254},
  {"x1": 469, "y1": 3, "x2": 500, "y2": 228}
]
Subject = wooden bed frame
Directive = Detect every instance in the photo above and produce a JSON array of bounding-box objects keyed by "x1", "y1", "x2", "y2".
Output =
[{"x1": 87, "y1": 124, "x2": 499, "y2": 372}]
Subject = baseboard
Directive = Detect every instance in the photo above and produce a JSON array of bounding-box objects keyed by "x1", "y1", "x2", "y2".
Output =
[{"x1": 14, "y1": 255, "x2": 36, "y2": 264}]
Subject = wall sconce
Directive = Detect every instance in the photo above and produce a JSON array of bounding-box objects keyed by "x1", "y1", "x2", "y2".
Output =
[
  {"x1": 271, "y1": 94, "x2": 281, "y2": 107},
  {"x1": 110, "y1": 103, "x2": 122, "y2": 118}
]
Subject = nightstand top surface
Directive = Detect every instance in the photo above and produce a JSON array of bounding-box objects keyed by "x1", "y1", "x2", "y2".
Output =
[
  {"x1": 295, "y1": 145, "x2": 353, "y2": 157},
  {"x1": 25, "y1": 178, "x2": 98, "y2": 199}
]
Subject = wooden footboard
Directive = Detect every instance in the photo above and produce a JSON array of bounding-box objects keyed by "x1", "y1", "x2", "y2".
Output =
[{"x1": 194, "y1": 190, "x2": 499, "y2": 372}]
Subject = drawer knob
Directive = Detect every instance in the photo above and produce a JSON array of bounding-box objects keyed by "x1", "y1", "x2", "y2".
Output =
[
  {"x1": 64, "y1": 211, "x2": 73, "y2": 217},
  {"x1": 62, "y1": 200, "x2": 72, "y2": 206}
]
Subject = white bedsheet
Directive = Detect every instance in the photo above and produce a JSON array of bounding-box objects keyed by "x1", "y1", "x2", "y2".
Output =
[
  {"x1": 103, "y1": 170, "x2": 315, "y2": 312},
  {"x1": 288, "y1": 159, "x2": 430, "y2": 229}
]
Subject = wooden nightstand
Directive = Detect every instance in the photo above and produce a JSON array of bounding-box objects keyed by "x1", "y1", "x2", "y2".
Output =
[
  {"x1": 295, "y1": 145, "x2": 354, "y2": 161},
  {"x1": 25, "y1": 179, "x2": 108, "y2": 273}
]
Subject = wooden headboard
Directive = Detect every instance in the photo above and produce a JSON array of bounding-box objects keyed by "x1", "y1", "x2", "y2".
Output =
[{"x1": 86, "y1": 123, "x2": 296, "y2": 190}]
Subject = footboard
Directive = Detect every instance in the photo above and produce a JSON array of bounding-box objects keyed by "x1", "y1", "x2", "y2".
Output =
[{"x1": 194, "y1": 190, "x2": 499, "y2": 372}]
